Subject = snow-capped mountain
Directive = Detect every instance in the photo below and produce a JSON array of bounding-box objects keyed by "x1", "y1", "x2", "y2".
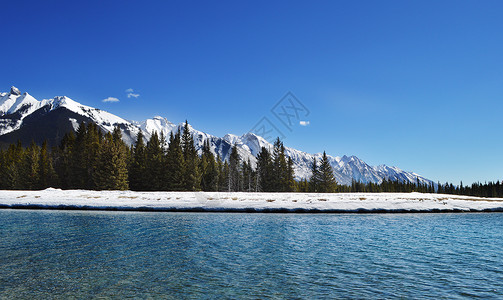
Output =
[
  {"x1": 0, "y1": 86, "x2": 141, "y2": 146},
  {"x1": 0, "y1": 86, "x2": 434, "y2": 186}
]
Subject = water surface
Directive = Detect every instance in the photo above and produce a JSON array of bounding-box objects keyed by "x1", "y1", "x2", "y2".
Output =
[{"x1": 1, "y1": 210, "x2": 502, "y2": 298}]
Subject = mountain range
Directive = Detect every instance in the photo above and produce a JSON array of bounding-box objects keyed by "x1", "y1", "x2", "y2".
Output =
[{"x1": 0, "y1": 86, "x2": 434, "y2": 186}]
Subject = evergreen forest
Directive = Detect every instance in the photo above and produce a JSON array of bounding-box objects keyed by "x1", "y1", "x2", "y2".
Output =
[{"x1": 0, "y1": 121, "x2": 501, "y2": 198}]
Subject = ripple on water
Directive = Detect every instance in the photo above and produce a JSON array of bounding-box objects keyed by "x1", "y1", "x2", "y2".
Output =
[{"x1": 1, "y1": 211, "x2": 503, "y2": 298}]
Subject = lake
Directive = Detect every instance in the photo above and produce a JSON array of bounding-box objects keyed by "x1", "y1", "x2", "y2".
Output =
[{"x1": 1, "y1": 210, "x2": 503, "y2": 298}]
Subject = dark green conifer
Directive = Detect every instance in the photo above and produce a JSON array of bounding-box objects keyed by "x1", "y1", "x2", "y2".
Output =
[
  {"x1": 220, "y1": 160, "x2": 230, "y2": 192},
  {"x1": 54, "y1": 132, "x2": 76, "y2": 189},
  {"x1": 94, "y1": 131, "x2": 129, "y2": 190},
  {"x1": 286, "y1": 156, "x2": 296, "y2": 192},
  {"x1": 181, "y1": 121, "x2": 201, "y2": 191},
  {"x1": 129, "y1": 131, "x2": 147, "y2": 190},
  {"x1": 318, "y1": 151, "x2": 337, "y2": 193},
  {"x1": 228, "y1": 144, "x2": 241, "y2": 192},
  {"x1": 165, "y1": 130, "x2": 185, "y2": 191},
  {"x1": 200, "y1": 140, "x2": 219, "y2": 191},
  {"x1": 20, "y1": 141, "x2": 40, "y2": 189},
  {"x1": 309, "y1": 157, "x2": 320, "y2": 192},
  {"x1": 256, "y1": 146, "x2": 273, "y2": 192},
  {"x1": 145, "y1": 131, "x2": 164, "y2": 190},
  {"x1": 37, "y1": 141, "x2": 58, "y2": 189}
]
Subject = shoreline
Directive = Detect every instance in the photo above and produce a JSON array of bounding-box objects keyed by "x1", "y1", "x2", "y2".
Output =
[
  {"x1": 2, "y1": 204, "x2": 503, "y2": 214},
  {"x1": 1, "y1": 188, "x2": 503, "y2": 213}
]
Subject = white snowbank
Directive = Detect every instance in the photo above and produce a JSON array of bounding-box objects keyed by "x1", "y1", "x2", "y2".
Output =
[{"x1": 1, "y1": 189, "x2": 503, "y2": 213}]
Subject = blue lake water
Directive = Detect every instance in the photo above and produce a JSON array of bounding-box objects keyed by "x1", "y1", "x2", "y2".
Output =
[{"x1": 1, "y1": 210, "x2": 503, "y2": 298}]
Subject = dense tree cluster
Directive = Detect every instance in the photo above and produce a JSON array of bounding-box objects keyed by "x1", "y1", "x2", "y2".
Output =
[
  {"x1": 0, "y1": 141, "x2": 57, "y2": 190},
  {"x1": 306, "y1": 151, "x2": 338, "y2": 193},
  {"x1": 436, "y1": 181, "x2": 503, "y2": 198},
  {"x1": 340, "y1": 179, "x2": 436, "y2": 193},
  {"x1": 255, "y1": 138, "x2": 296, "y2": 192},
  {"x1": 55, "y1": 122, "x2": 129, "y2": 190},
  {"x1": 1, "y1": 121, "x2": 501, "y2": 198}
]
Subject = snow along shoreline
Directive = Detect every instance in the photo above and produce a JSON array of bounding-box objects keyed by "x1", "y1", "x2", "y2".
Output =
[{"x1": 1, "y1": 188, "x2": 503, "y2": 213}]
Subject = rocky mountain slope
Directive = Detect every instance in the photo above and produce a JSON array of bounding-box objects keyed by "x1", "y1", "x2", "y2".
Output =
[{"x1": 0, "y1": 87, "x2": 434, "y2": 185}]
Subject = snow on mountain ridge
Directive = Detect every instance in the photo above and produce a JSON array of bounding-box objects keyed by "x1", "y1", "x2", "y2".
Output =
[
  {"x1": 0, "y1": 87, "x2": 434, "y2": 186},
  {"x1": 138, "y1": 116, "x2": 176, "y2": 140},
  {"x1": 0, "y1": 88, "x2": 54, "y2": 134}
]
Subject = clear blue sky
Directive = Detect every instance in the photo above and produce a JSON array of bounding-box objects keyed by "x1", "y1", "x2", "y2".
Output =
[{"x1": 2, "y1": 0, "x2": 503, "y2": 185}]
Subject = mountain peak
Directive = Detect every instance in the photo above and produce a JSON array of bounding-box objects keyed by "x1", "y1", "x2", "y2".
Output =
[
  {"x1": 0, "y1": 87, "x2": 435, "y2": 186},
  {"x1": 10, "y1": 86, "x2": 21, "y2": 96}
]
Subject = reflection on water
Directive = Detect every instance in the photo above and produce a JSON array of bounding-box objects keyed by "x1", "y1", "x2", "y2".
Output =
[{"x1": 1, "y1": 210, "x2": 503, "y2": 298}]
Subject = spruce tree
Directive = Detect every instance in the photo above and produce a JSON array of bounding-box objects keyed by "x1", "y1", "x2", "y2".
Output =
[
  {"x1": 73, "y1": 121, "x2": 88, "y2": 188},
  {"x1": 165, "y1": 130, "x2": 185, "y2": 191},
  {"x1": 241, "y1": 158, "x2": 255, "y2": 192},
  {"x1": 272, "y1": 138, "x2": 288, "y2": 191},
  {"x1": 37, "y1": 141, "x2": 58, "y2": 189},
  {"x1": 0, "y1": 149, "x2": 5, "y2": 189},
  {"x1": 129, "y1": 131, "x2": 147, "y2": 190},
  {"x1": 227, "y1": 144, "x2": 241, "y2": 192},
  {"x1": 216, "y1": 153, "x2": 226, "y2": 191},
  {"x1": 54, "y1": 132, "x2": 76, "y2": 189},
  {"x1": 20, "y1": 141, "x2": 40, "y2": 189},
  {"x1": 94, "y1": 131, "x2": 129, "y2": 190},
  {"x1": 309, "y1": 157, "x2": 320, "y2": 192},
  {"x1": 256, "y1": 146, "x2": 273, "y2": 192},
  {"x1": 286, "y1": 156, "x2": 296, "y2": 192},
  {"x1": 181, "y1": 121, "x2": 201, "y2": 191},
  {"x1": 6, "y1": 141, "x2": 25, "y2": 189},
  {"x1": 200, "y1": 140, "x2": 219, "y2": 191},
  {"x1": 145, "y1": 131, "x2": 164, "y2": 190},
  {"x1": 84, "y1": 123, "x2": 102, "y2": 189},
  {"x1": 318, "y1": 151, "x2": 337, "y2": 193},
  {"x1": 220, "y1": 160, "x2": 230, "y2": 192}
]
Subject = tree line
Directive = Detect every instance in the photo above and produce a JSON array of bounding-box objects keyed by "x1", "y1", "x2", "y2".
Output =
[
  {"x1": 436, "y1": 181, "x2": 503, "y2": 198},
  {"x1": 0, "y1": 121, "x2": 337, "y2": 192},
  {"x1": 0, "y1": 121, "x2": 501, "y2": 198}
]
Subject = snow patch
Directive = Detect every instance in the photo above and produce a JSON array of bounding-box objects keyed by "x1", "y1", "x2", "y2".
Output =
[{"x1": 0, "y1": 190, "x2": 502, "y2": 212}]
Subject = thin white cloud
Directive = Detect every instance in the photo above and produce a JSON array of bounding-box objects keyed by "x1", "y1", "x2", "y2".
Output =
[
  {"x1": 125, "y1": 88, "x2": 134, "y2": 93},
  {"x1": 102, "y1": 97, "x2": 119, "y2": 103},
  {"x1": 127, "y1": 93, "x2": 140, "y2": 99},
  {"x1": 299, "y1": 120, "x2": 310, "y2": 126}
]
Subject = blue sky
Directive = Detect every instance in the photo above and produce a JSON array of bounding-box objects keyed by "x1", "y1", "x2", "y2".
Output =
[{"x1": 2, "y1": 0, "x2": 503, "y2": 184}]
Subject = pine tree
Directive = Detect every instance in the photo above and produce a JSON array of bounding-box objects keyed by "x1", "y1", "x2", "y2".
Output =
[
  {"x1": 10, "y1": 141, "x2": 25, "y2": 189},
  {"x1": 297, "y1": 178, "x2": 309, "y2": 192},
  {"x1": 54, "y1": 132, "x2": 76, "y2": 189},
  {"x1": 112, "y1": 125, "x2": 130, "y2": 189},
  {"x1": 84, "y1": 123, "x2": 102, "y2": 189},
  {"x1": 220, "y1": 160, "x2": 230, "y2": 192},
  {"x1": 37, "y1": 141, "x2": 58, "y2": 189},
  {"x1": 286, "y1": 156, "x2": 296, "y2": 192},
  {"x1": 241, "y1": 158, "x2": 254, "y2": 192},
  {"x1": 272, "y1": 138, "x2": 288, "y2": 191},
  {"x1": 94, "y1": 130, "x2": 129, "y2": 190},
  {"x1": 20, "y1": 141, "x2": 40, "y2": 189},
  {"x1": 181, "y1": 121, "x2": 201, "y2": 191},
  {"x1": 145, "y1": 131, "x2": 164, "y2": 190},
  {"x1": 0, "y1": 149, "x2": 5, "y2": 189},
  {"x1": 165, "y1": 130, "x2": 185, "y2": 191},
  {"x1": 228, "y1": 144, "x2": 241, "y2": 192},
  {"x1": 200, "y1": 140, "x2": 219, "y2": 191},
  {"x1": 73, "y1": 121, "x2": 89, "y2": 188},
  {"x1": 129, "y1": 131, "x2": 147, "y2": 190},
  {"x1": 256, "y1": 146, "x2": 273, "y2": 192},
  {"x1": 309, "y1": 157, "x2": 320, "y2": 192},
  {"x1": 318, "y1": 151, "x2": 337, "y2": 193},
  {"x1": 216, "y1": 153, "x2": 227, "y2": 191}
]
